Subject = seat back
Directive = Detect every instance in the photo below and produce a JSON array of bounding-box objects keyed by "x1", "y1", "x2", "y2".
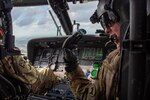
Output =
[{"x1": 0, "y1": 74, "x2": 17, "y2": 99}]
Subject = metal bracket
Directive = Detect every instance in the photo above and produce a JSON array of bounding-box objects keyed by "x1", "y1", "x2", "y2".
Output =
[{"x1": 122, "y1": 39, "x2": 150, "y2": 51}]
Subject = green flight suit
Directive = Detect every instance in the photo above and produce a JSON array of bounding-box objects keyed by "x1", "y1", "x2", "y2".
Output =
[
  {"x1": 0, "y1": 55, "x2": 58, "y2": 93},
  {"x1": 66, "y1": 48, "x2": 120, "y2": 100}
]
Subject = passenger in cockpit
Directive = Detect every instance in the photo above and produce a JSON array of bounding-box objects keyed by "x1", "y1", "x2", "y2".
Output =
[
  {"x1": 0, "y1": 19, "x2": 59, "y2": 95},
  {"x1": 63, "y1": 0, "x2": 129, "y2": 99},
  {"x1": 0, "y1": 45, "x2": 59, "y2": 94}
]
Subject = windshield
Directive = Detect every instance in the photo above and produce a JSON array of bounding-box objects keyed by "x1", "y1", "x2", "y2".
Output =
[
  {"x1": 12, "y1": 5, "x2": 62, "y2": 55},
  {"x1": 68, "y1": 1, "x2": 101, "y2": 34},
  {"x1": 12, "y1": 1, "x2": 102, "y2": 55}
]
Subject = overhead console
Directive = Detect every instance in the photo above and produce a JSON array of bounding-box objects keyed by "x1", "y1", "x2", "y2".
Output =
[{"x1": 27, "y1": 34, "x2": 115, "y2": 69}]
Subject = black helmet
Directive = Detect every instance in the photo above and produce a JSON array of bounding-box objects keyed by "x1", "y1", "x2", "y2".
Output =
[{"x1": 91, "y1": 0, "x2": 129, "y2": 28}]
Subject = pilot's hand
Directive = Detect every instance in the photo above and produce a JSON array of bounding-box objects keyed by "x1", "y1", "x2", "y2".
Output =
[{"x1": 63, "y1": 48, "x2": 78, "y2": 72}]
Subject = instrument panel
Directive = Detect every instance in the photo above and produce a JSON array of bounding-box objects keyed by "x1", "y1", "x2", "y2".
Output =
[
  {"x1": 33, "y1": 47, "x2": 103, "y2": 67},
  {"x1": 27, "y1": 35, "x2": 112, "y2": 68}
]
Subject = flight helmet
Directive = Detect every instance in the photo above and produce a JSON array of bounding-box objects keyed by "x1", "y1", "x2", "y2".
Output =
[{"x1": 90, "y1": 0, "x2": 129, "y2": 29}]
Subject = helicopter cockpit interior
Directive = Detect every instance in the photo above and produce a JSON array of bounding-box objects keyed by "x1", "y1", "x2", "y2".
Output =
[
  {"x1": 25, "y1": 1, "x2": 116, "y2": 99},
  {"x1": 0, "y1": 0, "x2": 116, "y2": 99},
  {"x1": 0, "y1": 0, "x2": 149, "y2": 100}
]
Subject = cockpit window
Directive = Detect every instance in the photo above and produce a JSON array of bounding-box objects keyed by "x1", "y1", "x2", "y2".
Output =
[
  {"x1": 12, "y1": 2, "x2": 103, "y2": 55},
  {"x1": 68, "y1": 1, "x2": 102, "y2": 34},
  {"x1": 12, "y1": 6, "x2": 62, "y2": 55}
]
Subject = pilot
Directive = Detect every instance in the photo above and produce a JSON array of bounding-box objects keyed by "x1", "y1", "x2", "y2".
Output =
[
  {"x1": 0, "y1": 18, "x2": 59, "y2": 94},
  {"x1": 63, "y1": 0, "x2": 129, "y2": 99}
]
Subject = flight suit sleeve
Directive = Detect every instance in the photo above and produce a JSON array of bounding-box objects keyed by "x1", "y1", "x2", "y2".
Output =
[
  {"x1": 1, "y1": 55, "x2": 59, "y2": 93},
  {"x1": 66, "y1": 49, "x2": 120, "y2": 100},
  {"x1": 66, "y1": 67, "x2": 101, "y2": 100}
]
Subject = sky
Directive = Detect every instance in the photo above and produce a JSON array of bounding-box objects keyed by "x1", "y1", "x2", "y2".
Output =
[{"x1": 11, "y1": 1, "x2": 102, "y2": 54}]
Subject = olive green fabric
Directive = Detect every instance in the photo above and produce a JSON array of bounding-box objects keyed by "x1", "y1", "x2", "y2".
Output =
[
  {"x1": 66, "y1": 48, "x2": 120, "y2": 100},
  {"x1": 0, "y1": 55, "x2": 59, "y2": 93}
]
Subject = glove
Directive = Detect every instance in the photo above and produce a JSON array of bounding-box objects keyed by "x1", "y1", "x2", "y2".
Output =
[{"x1": 63, "y1": 48, "x2": 78, "y2": 72}]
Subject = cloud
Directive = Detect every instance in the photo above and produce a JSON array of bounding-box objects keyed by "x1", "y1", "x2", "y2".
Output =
[
  {"x1": 12, "y1": 1, "x2": 101, "y2": 39},
  {"x1": 13, "y1": 19, "x2": 58, "y2": 38},
  {"x1": 67, "y1": 1, "x2": 102, "y2": 34},
  {"x1": 12, "y1": 5, "x2": 61, "y2": 38},
  {"x1": 12, "y1": 6, "x2": 52, "y2": 27},
  {"x1": 11, "y1": 1, "x2": 102, "y2": 54},
  {"x1": 68, "y1": 1, "x2": 98, "y2": 22}
]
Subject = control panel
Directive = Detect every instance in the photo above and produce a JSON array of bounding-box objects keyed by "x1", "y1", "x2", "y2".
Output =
[{"x1": 27, "y1": 35, "x2": 112, "y2": 68}]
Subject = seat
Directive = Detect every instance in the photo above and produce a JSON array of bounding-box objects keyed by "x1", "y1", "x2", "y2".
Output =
[{"x1": 0, "y1": 74, "x2": 17, "y2": 99}]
